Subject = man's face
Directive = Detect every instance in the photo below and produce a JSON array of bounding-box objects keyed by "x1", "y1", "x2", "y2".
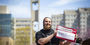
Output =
[{"x1": 43, "y1": 18, "x2": 51, "y2": 30}]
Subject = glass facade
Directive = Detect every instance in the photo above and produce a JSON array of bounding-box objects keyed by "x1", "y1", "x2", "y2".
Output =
[{"x1": 0, "y1": 14, "x2": 11, "y2": 37}]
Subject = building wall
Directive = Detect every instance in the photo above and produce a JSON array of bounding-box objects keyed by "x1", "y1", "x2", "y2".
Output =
[
  {"x1": 14, "y1": 18, "x2": 31, "y2": 28},
  {"x1": 0, "y1": 6, "x2": 10, "y2": 14},
  {"x1": 0, "y1": 14, "x2": 11, "y2": 37},
  {"x1": 13, "y1": 18, "x2": 35, "y2": 45},
  {"x1": 64, "y1": 10, "x2": 78, "y2": 28},
  {"x1": 0, "y1": 37, "x2": 13, "y2": 45},
  {"x1": 0, "y1": 6, "x2": 13, "y2": 45},
  {"x1": 51, "y1": 8, "x2": 90, "y2": 40},
  {"x1": 64, "y1": 10, "x2": 81, "y2": 34},
  {"x1": 78, "y1": 8, "x2": 90, "y2": 40},
  {"x1": 51, "y1": 14, "x2": 63, "y2": 30}
]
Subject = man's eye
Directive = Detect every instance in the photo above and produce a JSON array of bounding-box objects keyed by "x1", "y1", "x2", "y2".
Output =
[{"x1": 45, "y1": 21, "x2": 48, "y2": 22}]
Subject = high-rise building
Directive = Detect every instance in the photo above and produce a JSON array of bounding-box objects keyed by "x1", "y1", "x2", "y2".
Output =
[
  {"x1": 13, "y1": 18, "x2": 35, "y2": 45},
  {"x1": 51, "y1": 14, "x2": 64, "y2": 30},
  {"x1": 78, "y1": 8, "x2": 90, "y2": 40},
  {"x1": 64, "y1": 10, "x2": 79, "y2": 28},
  {"x1": 51, "y1": 8, "x2": 90, "y2": 40},
  {"x1": 0, "y1": 6, "x2": 13, "y2": 45},
  {"x1": 64, "y1": 10, "x2": 80, "y2": 34}
]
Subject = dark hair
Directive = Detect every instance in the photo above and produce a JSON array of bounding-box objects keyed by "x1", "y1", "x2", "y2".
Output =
[{"x1": 82, "y1": 38, "x2": 90, "y2": 45}]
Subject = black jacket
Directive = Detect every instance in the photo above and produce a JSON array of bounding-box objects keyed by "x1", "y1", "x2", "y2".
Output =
[{"x1": 35, "y1": 29, "x2": 60, "y2": 45}]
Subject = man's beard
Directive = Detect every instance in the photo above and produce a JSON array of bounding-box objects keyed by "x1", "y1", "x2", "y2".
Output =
[{"x1": 44, "y1": 24, "x2": 51, "y2": 30}]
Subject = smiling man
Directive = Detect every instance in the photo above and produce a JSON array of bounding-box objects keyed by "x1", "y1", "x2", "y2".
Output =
[{"x1": 35, "y1": 17, "x2": 71, "y2": 45}]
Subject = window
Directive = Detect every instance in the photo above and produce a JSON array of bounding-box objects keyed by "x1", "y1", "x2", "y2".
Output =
[
  {"x1": 74, "y1": 15, "x2": 76, "y2": 17},
  {"x1": 6, "y1": 41, "x2": 9, "y2": 45},
  {"x1": 71, "y1": 19, "x2": 74, "y2": 21},
  {"x1": 83, "y1": 17, "x2": 85, "y2": 19},
  {"x1": 83, "y1": 21, "x2": 85, "y2": 23},
  {"x1": 16, "y1": 20, "x2": 31, "y2": 23}
]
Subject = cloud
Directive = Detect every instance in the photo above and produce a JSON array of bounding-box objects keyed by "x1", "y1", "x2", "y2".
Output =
[
  {"x1": 50, "y1": 0, "x2": 84, "y2": 7},
  {"x1": 9, "y1": 6, "x2": 30, "y2": 18},
  {"x1": 8, "y1": 1, "x2": 31, "y2": 18},
  {"x1": 0, "y1": 0, "x2": 30, "y2": 18}
]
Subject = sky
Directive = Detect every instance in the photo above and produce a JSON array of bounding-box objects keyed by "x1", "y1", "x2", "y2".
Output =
[
  {"x1": 0, "y1": 0, "x2": 90, "y2": 31},
  {"x1": 0, "y1": 0, "x2": 30, "y2": 18}
]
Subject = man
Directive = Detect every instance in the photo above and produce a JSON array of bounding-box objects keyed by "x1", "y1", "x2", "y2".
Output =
[{"x1": 35, "y1": 17, "x2": 71, "y2": 45}]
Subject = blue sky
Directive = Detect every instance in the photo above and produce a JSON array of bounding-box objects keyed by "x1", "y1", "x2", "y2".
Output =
[
  {"x1": 0, "y1": 0, "x2": 30, "y2": 18},
  {"x1": 40, "y1": 0, "x2": 90, "y2": 21},
  {"x1": 0, "y1": 0, "x2": 90, "y2": 30}
]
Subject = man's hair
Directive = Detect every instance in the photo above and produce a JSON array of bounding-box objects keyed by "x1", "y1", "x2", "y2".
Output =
[
  {"x1": 82, "y1": 38, "x2": 90, "y2": 45},
  {"x1": 43, "y1": 17, "x2": 52, "y2": 26}
]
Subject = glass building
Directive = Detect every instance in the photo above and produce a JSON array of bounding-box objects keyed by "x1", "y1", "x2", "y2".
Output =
[{"x1": 0, "y1": 14, "x2": 11, "y2": 37}]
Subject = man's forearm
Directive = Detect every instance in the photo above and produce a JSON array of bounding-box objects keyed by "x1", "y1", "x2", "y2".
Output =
[{"x1": 38, "y1": 33, "x2": 55, "y2": 45}]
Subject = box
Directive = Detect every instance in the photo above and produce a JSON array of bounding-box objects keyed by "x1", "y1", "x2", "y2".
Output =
[{"x1": 56, "y1": 25, "x2": 77, "y2": 42}]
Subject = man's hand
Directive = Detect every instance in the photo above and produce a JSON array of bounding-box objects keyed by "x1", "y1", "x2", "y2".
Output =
[
  {"x1": 38, "y1": 38, "x2": 45, "y2": 45},
  {"x1": 60, "y1": 40, "x2": 71, "y2": 45},
  {"x1": 54, "y1": 30, "x2": 57, "y2": 36}
]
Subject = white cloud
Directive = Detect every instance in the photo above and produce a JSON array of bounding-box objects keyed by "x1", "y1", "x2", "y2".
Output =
[
  {"x1": 50, "y1": 0, "x2": 83, "y2": 7},
  {"x1": 9, "y1": 6, "x2": 30, "y2": 18},
  {"x1": 8, "y1": 1, "x2": 31, "y2": 18}
]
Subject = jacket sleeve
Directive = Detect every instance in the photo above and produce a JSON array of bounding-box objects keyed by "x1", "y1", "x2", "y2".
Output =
[{"x1": 35, "y1": 31, "x2": 43, "y2": 45}]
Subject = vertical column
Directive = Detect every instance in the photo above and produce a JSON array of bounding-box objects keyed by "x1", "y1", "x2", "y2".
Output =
[{"x1": 30, "y1": 0, "x2": 40, "y2": 45}]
